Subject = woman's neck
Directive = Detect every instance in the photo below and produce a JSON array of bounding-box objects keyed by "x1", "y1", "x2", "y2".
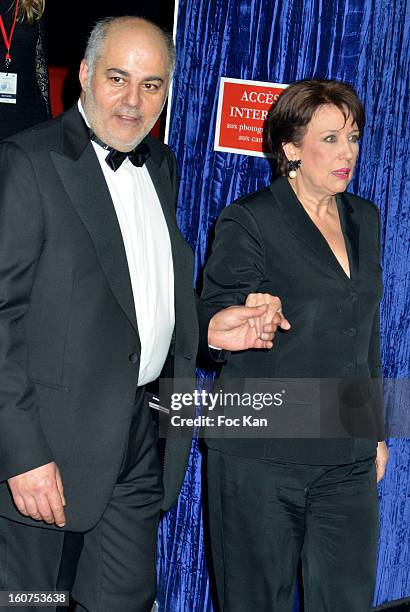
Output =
[{"x1": 287, "y1": 177, "x2": 336, "y2": 219}]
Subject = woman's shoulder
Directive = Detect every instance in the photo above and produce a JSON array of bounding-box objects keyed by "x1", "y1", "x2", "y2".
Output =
[
  {"x1": 216, "y1": 185, "x2": 277, "y2": 232},
  {"x1": 229, "y1": 184, "x2": 278, "y2": 216},
  {"x1": 216, "y1": 180, "x2": 290, "y2": 239},
  {"x1": 342, "y1": 191, "x2": 381, "y2": 233},
  {"x1": 213, "y1": 186, "x2": 276, "y2": 244},
  {"x1": 342, "y1": 191, "x2": 380, "y2": 217}
]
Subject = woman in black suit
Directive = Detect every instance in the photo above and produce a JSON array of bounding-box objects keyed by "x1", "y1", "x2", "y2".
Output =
[{"x1": 202, "y1": 79, "x2": 389, "y2": 612}]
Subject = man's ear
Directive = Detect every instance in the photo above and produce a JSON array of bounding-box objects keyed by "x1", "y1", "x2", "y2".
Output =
[
  {"x1": 282, "y1": 142, "x2": 298, "y2": 161},
  {"x1": 79, "y1": 60, "x2": 89, "y2": 93}
]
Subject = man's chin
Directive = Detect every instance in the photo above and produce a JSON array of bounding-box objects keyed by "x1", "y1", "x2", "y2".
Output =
[
  {"x1": 96, "y1": 119, "x2": 159, "y2": 151},
  {"x1": 106, "y1": 133, "x2": 148, "y2": 152},
  {"x1": 101, "y1": 117, "x2": 160, "y2": 151}
]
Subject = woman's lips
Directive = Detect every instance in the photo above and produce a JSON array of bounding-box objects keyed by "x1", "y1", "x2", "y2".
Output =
[{"x1": 332, "y1": 168, "x2": 351, "y2": 179}]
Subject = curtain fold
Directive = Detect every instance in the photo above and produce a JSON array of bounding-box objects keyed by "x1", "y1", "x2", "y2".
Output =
[{"x1": 157, "y1": 1, "x2": 410, "y2": 609}]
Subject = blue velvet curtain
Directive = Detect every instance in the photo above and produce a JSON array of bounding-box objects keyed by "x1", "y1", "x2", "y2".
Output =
[{"x1": 157, "y1": 1, "x2": 410, "y2": 609}]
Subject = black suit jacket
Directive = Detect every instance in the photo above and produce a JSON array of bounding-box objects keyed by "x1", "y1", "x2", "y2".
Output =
[
  {"x1": 0, "y1": 106, "x2": 199, "y2": 530},
  {"x1": 202, "y1": 177, "x2": 384, "y2": 464}
]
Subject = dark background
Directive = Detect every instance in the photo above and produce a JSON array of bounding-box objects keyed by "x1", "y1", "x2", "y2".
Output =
[{"x1": 44, "y1": 0, "x2": 175, "y2": 107}]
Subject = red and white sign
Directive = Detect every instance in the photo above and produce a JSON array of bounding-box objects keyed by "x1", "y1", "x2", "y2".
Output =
[{"x1": 214, "y1": 77, "x2": 288, "y2": 157}]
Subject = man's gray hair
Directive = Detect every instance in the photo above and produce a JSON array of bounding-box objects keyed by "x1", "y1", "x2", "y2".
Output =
[{"x1": 83, "y1": 16, "x2": 176, "y2": 81}]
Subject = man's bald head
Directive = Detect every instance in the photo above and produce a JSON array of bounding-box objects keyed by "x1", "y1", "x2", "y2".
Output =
[{"x1": 83, "y1": 16, "x2": 176, "y2": 84}]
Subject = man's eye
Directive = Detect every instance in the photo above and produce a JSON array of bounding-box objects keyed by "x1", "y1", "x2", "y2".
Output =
[
  {"x1": 111, "y1": 77, "x2": 124, "y2": 84},
  {"x1": 144, "y1": 83, "x2": 159, "y2": 90}
]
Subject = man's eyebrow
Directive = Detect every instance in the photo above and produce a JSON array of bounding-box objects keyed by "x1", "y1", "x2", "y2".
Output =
[
  {"x1": 143, "y1": 76, "x2": 165, "y2": 83},
  {"x1": 105, "y1": 68, "x2": 164, "y2": 83},
  {"x1": 106, "y1": 68, "x2": 130, "y2": 77}
]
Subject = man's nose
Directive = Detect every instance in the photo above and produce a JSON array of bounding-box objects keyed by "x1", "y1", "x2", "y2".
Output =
[{"x1": 123, "y1": 83, "x2": 141, "y2": 108}]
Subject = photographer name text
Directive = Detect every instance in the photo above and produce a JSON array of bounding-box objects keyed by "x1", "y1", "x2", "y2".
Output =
[{"x1": 171, "y1": 415, "x2": 268, "y2": 428}]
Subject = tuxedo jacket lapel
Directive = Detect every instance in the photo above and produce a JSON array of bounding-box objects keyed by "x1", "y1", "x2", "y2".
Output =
[
  {"x1": 145, "y1": 158, "x2": 174, "y2": 233},
  {"x1": 146, "y1": 149, "x2": 198, "y2": 361},
  {"x1": 50, "y1": 107, "x2": 139, "y2": 340}
]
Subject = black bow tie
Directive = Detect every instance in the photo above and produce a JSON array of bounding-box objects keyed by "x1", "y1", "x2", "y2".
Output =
[{"x1": 90, "y1": 132, "x2": 150, "y2": 171}]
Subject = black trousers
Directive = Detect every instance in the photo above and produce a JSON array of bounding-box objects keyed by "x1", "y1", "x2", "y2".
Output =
[
  {"x1": 207, "y1": 448, "x2": 379, "y2": 612},
  {"x1": 0, "y1": 389, "x2": 163, "y2": 612}
]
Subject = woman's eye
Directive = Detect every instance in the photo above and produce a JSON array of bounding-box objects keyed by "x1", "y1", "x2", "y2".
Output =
[
  {"x1": 324, "y1": 135, "x2": 337, "y2": 142},
  {"x1": 349, "y1": 134, "x2": 360, "y2": 143}
]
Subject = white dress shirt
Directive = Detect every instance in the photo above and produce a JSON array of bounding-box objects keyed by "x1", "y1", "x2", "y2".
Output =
[{"x1": 78, "y1": 101, "x2": 175, "y2": 386}]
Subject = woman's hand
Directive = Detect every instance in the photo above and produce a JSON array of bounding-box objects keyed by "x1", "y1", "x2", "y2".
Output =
[
  {"x1": 207, "y1": 294, "x2": 290, "y2": 351},
  {"x1": 375, "y1": 441, "x2": 389, "y2": 482},
  {"x1": 245, "y1": 293, "x2": 291, "y2": 340}
]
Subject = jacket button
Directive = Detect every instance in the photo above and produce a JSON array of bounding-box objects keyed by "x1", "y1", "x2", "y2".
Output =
[
  {"x1": 348, "y1": 327, "x2": 357, "y2": 336},
  {"x1": 129, "y1": 352, "x2": 139, "y2": 364}
]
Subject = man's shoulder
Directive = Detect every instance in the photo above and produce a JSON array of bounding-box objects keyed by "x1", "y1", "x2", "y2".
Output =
[
  {"x1": 1, "y1": 106, "x2": 82, "y2": 156},
  {"x1": 144, "y1": 134, "x2": 176, "y2": 167},
  {"x1": 3, "y1": 115, "x2": 62, "y2": 152},
  {"x1": 144, "y1": 133, "x2": 170, "y2": 153}
]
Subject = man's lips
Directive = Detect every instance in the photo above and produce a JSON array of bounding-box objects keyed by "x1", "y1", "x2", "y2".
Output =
[
  {"x1": 332, "y1": 168, "x2": 351, "y2": 178},
  {"x1": 115, "y1": 114, "x2": 142, "y2": 123}
]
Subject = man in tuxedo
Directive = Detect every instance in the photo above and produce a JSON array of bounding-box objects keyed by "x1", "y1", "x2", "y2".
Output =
[{"x1": 0, "y1": 16, "x2": 283, "y2": 611}]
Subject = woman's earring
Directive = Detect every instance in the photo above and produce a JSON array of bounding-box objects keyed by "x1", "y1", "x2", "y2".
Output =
[{"x1": 288, "y1": 159, "x2": 301, "y2": 179}]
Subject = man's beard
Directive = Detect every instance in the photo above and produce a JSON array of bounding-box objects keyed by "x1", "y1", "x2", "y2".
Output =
[{"x1": 83, "y1": 92, "x2": 160, "y2": 151}]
